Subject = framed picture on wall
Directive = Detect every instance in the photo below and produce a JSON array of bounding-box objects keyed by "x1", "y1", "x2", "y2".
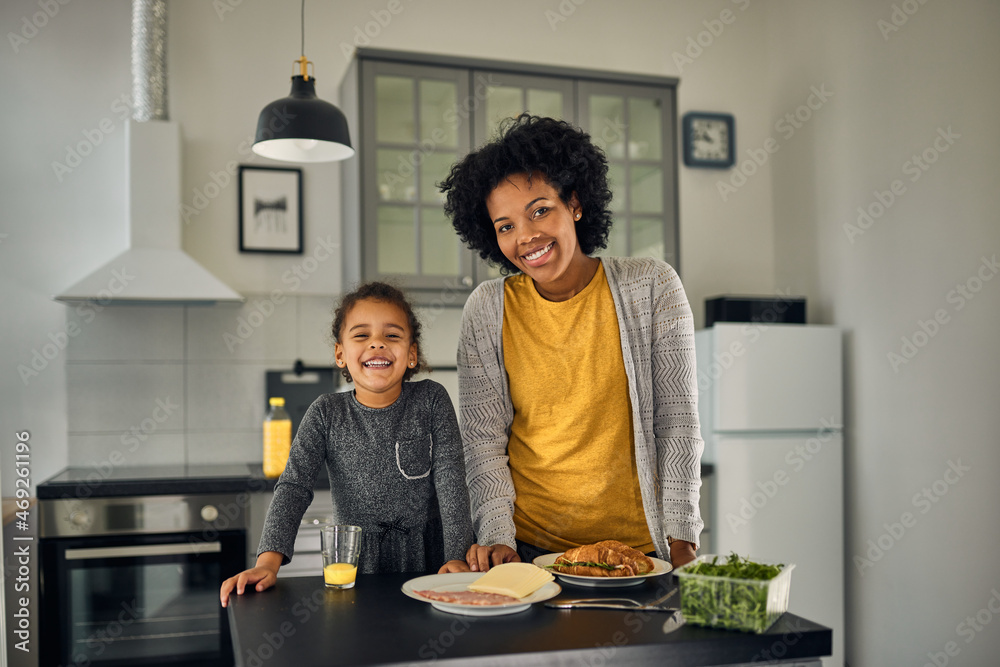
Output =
[{"x1": 239, "y1": 165, "x2": 303, "y2": 254}]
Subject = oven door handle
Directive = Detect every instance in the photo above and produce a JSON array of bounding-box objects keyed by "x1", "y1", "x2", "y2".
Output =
[{"x1": 65, "y1": 541, "x2": 222, "y2": 560}]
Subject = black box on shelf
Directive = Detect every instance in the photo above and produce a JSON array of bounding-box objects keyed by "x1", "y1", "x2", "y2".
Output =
[{"x1": 705, "y1": 295, "x2": 806, "y2": 327}]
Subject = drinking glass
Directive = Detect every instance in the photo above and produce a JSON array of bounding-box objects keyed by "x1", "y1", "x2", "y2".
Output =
[{"x1": 321, "y1": 525, "x2": 362, "y2": 589}]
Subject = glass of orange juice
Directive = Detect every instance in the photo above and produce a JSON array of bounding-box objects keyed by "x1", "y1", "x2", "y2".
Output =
[{"x1": 321, "y1": 525, "x2": 362, "y2": 589}]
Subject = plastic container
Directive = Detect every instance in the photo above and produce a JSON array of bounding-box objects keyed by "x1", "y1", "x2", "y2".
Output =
[
  {"x1": 263, "y1": 397, "x2": 292, "y2": 478},
  {"x1": 674, "y1": 554, "x2": 795, "y2": 633}
]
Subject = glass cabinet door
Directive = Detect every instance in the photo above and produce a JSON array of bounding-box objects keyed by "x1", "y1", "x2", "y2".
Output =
[
  {"x1": 579, "y1": 82, "x2": 678, "y2": 270},
  {"x1": 472, "y1": 71, "x2": 574, "y2": 142},
  {"x1": 346, "y1": 51, "x2": 680, "y2": 298},
  {"x1": 361, "y1": 61, "x2": 474, "y2": 290},
  {"x1": 471, "y1": 71, "x2": 575, "y2": 283}
]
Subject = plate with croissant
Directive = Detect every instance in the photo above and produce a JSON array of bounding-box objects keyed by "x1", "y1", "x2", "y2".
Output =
[{"x1": 533, "y1": 540, "x2": 672, "y2": 588}]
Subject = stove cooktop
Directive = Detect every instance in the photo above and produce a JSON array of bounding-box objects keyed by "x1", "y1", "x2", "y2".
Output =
[
  {"x1": 37, "y1": 463, "x2": 262, "y2": 499},
  {"x1": 41, "y1": 463, "x2": 255, "y2": 484}
]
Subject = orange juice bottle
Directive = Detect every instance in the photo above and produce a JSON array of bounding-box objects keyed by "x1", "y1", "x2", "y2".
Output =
[{"x1": 263, "y1": 397, "x2": 292, "y2": 478}]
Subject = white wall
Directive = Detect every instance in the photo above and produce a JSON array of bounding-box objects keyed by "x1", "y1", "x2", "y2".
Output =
[
  {"x1": 768, "y1": 1, "x2": 1000, "y2": 665},
  {"x1": 0, "y1": 2, "x2": 133, "y2": 488}
]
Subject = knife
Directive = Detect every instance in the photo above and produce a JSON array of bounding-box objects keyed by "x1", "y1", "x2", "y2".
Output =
[{"x1": 545, "y1": 587, "x2": 678, "y2": 612}]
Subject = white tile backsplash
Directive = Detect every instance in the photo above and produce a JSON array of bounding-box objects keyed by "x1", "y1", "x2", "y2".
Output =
[
  {"x1": 186, "y1": 362, "x2": 272, "y2": 430},
  {"x1": 63, "y1": 294, "x2": 463, "y2": 466},
  {"x1": 296, "y1": 295, "x2": 335, "y2": 365},
  {"x1": 414, "y1": 305, "x2": 463, "y2": 367},
  {"x1": 68, "y1": 433, "x2": 187, "y2": 468},
  {"x1": 186, "y1": 296, "x2": 297, "y2": 361},
  {"x1": 66, "y1": 306, "x2": 184, "y2": 361},
  {"x1": 186, "y1": 431, "x2": 261, "y2": 465},
  {"x1": 67, "y1": 363, "x2": 185, "y2": 433}
]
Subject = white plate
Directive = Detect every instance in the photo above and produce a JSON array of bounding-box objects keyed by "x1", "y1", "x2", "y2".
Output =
[
  {"x1": 532, "y1": 552, "x2": 672, "y2": 588},
  {"x1": 401, "y1": 573, "x2": 561, "y2": 616}
]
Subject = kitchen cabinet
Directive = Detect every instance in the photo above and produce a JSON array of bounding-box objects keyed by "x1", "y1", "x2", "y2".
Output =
[
  {"x1": 341, "y1": 58, "x2": 475, "y2": 294},
  {"x1": 339, "y1": 49, "x2": 680, "y2": 303},
  {"x1": 580, "y1": 80, "x2": 678, "y2": 264},
  {"x1": 471, "y1": 70, "x2": 574, "y2": 148}
]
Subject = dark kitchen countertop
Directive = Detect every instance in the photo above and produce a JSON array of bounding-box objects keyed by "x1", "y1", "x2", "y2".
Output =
[{"x1": 227, "y1": 573, "x2": 830, "y2": 667}]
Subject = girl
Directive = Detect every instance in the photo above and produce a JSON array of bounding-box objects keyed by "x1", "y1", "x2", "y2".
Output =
[
  {"x1": 221, "y1": 282, "x2": 473, "y2": 606},
  {"x1": 441, "y1": 115, "x2": 704, "y2": 572}
]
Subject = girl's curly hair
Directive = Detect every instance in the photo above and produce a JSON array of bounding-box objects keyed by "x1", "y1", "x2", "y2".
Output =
[
  {"x1": 330, "y1": 281, "x2": 427, "y2": 383},
  {"x1": 440, "y1": 114, "x2": 614, "y2": 275}
]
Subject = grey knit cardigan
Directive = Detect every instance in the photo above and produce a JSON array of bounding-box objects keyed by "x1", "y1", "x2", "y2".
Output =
[{"x1": 457, "y1": 256, "x2": 704, "y2": 559}]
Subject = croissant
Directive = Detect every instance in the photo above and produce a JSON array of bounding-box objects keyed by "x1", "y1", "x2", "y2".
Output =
[
  {"x1": 594, "y1": 540, "x2": 655, "y2": 574},
  {"x1": 552, "y1": 539, "x2": 654, "y2": 577}
]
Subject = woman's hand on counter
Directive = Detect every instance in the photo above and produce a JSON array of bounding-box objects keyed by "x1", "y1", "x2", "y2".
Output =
[
  {"x1": 220, "y1": 551, "x2": 283, "y2": 607},
  {"x1": 465, "y1": 543, "x2": 520, "y2": 572},
  {"x1": 669, "y1": 540, "x2": 697, "y2": 569}
]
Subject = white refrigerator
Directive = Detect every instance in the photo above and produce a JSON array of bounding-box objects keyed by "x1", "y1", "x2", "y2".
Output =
[{"x1": 696, "y1": 323, "x2": 844, "y2": 667}]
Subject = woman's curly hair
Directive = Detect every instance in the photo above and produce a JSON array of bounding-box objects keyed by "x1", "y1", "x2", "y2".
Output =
[
  {"x1": 440, "y1": 114, "x2": 614, "y2": 275},
  {"x1": 331, "y1": 281, "x2": 428, "y2": 383}
]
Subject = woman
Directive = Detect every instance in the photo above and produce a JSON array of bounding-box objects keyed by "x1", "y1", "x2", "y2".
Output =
[{"x1": 441, "y1": 115, "x2": 703, "y2": 572}]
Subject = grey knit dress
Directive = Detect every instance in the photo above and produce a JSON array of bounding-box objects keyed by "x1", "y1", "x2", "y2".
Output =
[{"x1": 258, "y1": 380, "x2": 474, "y2": 574}]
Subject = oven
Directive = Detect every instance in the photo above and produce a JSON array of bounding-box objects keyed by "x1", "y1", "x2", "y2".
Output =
[{"x1": 39, "y1": 494, "x2": 246, "y2": 667}]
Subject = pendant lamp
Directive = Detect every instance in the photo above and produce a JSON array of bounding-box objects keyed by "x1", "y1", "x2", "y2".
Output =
[{"x1": 252, "y1": 1, "x2": 354, "y2": 163}]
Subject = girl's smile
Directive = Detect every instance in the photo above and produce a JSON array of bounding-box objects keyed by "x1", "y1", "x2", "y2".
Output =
[{"x1": 335, "y1": 298, "x2": 418, "y2": 408}]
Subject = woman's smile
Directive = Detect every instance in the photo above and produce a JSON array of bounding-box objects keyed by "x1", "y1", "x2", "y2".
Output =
[{"x1": 522, "y1": 242, "x2": 554, "y2": 263}]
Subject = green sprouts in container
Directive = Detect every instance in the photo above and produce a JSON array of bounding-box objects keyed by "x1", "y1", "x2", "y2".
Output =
[{"x1": 675, "y1": 553, "x2": 795, "y2": 633}]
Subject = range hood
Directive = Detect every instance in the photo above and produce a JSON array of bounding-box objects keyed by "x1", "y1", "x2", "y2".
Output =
[
  {"x1": 54, "y1": 121, "x2": 243, "y2": 304},
  {"x1": 55, "y1": 0, "x2": 242, "y2": 305}
]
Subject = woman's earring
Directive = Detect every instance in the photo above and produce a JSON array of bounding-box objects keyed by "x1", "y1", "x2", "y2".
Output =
[{"x1": 575, "y1": 213, "x2": 581, "y2": 219}]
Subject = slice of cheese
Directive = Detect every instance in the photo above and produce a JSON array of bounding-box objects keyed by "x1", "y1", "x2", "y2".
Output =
[{"x1": 467, "y1": 562, "x2": 555, "y2": 599}]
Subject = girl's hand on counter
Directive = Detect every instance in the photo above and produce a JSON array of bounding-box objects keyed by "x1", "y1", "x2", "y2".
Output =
[
  {"x1": 438, "y1": 559, "x2": 472, "y2": 574},
  {"x1": 220, "y1": 552, "x2": 283, "y2": 607},
  {"x1": 465, "y1": 543, "x2": 520, "y2": 572}
]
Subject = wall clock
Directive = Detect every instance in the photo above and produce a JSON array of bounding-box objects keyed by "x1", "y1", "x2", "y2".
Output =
[{"x1": 682, "y1": 112, "x2": 735, "y2": 169}]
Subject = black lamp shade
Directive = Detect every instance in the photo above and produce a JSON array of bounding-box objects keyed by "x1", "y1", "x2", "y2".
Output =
[{"x1": 253, "y1": 75, "x2": 354, "y2": 162}]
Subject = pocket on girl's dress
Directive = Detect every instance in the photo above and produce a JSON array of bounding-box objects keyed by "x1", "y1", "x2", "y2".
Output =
[{"x1": 394, "y1": 435, "x2": 432, "y2": 480}]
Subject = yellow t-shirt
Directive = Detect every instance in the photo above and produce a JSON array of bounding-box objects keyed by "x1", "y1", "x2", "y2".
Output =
[{"x1": 502, "y1": 262, "x2": 654, "y2": 553}]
